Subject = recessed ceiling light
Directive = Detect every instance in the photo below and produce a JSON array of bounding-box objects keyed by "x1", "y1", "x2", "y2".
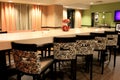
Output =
[
  {"x1": 90, "y1": 2, "x2": 94, "y2": 5},
  {"x1": 8, "y1": 0, "x2": 13, "y2": 2}
]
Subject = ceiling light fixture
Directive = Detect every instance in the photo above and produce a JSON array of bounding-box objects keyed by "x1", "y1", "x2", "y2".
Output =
[
  {"x1": 8, "y1": 0, "x2": 13, "y2": 2},
  {"x1": 90, "y1": 2, "x2": 94, "y2": 5}
]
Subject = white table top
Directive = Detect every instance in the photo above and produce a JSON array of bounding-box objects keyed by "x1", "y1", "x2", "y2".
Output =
[{"x1": 0, "y1": 27, "x2": 115, "y2": 50}]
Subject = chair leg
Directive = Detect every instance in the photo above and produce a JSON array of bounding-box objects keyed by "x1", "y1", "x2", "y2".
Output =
[
  {"x1": 90, "y1": 54, "x2": 93, "y2": 80},
  {"x1": 109, "y1": 49, "x2": 112, "y2": 62},
  {"x1": 50, "y1": 63, "x2": 54, "y2": 80},
  {"x1": 54, "y1": 61, "x2": 57, "y2": 80},
  {"x1": 42, "y1": 73, "x2": 46, "y2": 80},
  {"x1": 17, "y1": 73, "x2": 22, "y2": 80},
  {"x1": 71, "y1": 59, "x2": 76, "y2": 80},
  {"x1": 5, "y1": 50, "x2": 11, "y2": 66},
  {"x1": 33, "y1": 75, "x2": 42, "y2": 80},
  {"x1": 101, "y1": 51, "x2": 105, "y2": 74},
  {"x1": 85, "y1": 56, "x2": 90, "y2": 73},
  {"x1": 98, "y1": 52, "x2": 100, "y2": 61},
  {"x1": 113, "y1": 47, "x2": 117, "y2": 67},
  {"x1": 33, "y1": 75, "x2": 37, "y2": 80},
  {"x1": 8, "y1": 53, "x2": 11, "y2": 66},
  {"x1": 99, "y1": 51, "x2": 102, "y2": 66}
]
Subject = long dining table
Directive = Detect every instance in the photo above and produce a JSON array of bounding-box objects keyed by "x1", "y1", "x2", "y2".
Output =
[
  {"x1": 0, "y1": 27, "x2": 115, "y2": 50},
  {"x1": 0, "y1": 27, "x2": 115, "y2": 79}
]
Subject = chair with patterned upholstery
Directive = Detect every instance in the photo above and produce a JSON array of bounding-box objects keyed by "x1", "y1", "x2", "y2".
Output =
[
  {"x1": 11, "y1": 42, "x2": 54, "y2": 80},
  {"x1": 53, "y1": 37, "x2": 76, "y2": 80},
  {"x1": 90, "y1": 32, "x2": 107, "y2": 74},
  {"x1": 105, "y1": 31, "x2": 118, "y2": 67},
  {"x1": 38, "y1": 43, "x2": 53, "y2": 58},
  {"x1": 76, "y1": 35, "x2": 94, "y2": 80}
]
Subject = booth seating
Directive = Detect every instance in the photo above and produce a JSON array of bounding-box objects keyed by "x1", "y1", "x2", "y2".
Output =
[
  {"x1": 11, "y1": 42, "x2": 54, "y2": 80},
  {"x1": 76, "y1": 35, "x2": 94, "y2": 80},
  {"x1": 53, "y1": 37, "x2": 76, "y2": 80}
]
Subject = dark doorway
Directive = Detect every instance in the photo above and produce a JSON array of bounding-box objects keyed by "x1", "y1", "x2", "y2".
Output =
[
  {"x1": 91, "y1": 13, "x2": 95, "y2": 27},
  {"x1": 67, "y1": 9, "x2": 75, "y2": 28}
]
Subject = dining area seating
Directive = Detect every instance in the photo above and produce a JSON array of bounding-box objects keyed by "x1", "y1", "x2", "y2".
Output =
[
  {"x1": 104, "y1": 31, "x2": 118, "y2": 67},
  {"x1": 0, "y1": 28, "x2": 119, "y2": 80},
  {"x1": 76, "y1": 35, "x2": 94, "y2": 80},
  {"x1": 90, "y1": 32, "x2": 107, "y2": 74},
  {"x1": 53, "y1": 37, "x2": 77, "y2": 80},
  {"x1": 9, "y1": 32, "x2": 119, "y2": 80},
  {"x1": 90, "y1": 31, "x2": 119, "y2": 74},
  {"x1": 11, "y1": 42, "x2": 54, "y2": 80}
]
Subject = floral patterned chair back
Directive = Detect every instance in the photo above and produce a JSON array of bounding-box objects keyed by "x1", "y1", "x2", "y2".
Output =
[
  {"x1": 53, "y1": 37, "x2": 76, "y2": 60},
  {"x1": 76, "y1": 35, "x2": 95, "y2": 55},
  {"x1": 105, "y1": 31, "x2": 118, "y2": 46},
  {"x1": 90, "y1": 33, "x2": 107, "y2": 51},
  {"x1": 11, "y1": 42, "x2": 41, "y2": 74},
  {"x1": 76, "y1": 35, "x2": 94, "y2": 80},
  {"x1": 53, "y1": 37, "x2": 77, "y2": 80}
]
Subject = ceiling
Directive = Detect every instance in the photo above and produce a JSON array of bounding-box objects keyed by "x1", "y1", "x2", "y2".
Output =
[{"x1": 0, "y1": 0, "x2": 120, "y2": 9}]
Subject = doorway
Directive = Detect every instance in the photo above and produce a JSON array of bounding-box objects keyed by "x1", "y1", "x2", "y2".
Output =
[{"x1": 67, "y1": 9, "x2": 75, "y2": 28}]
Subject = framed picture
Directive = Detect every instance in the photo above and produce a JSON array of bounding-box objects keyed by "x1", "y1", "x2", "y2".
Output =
[{"x1": 115, "y1": 23, "x2": 120, "y2": 32}]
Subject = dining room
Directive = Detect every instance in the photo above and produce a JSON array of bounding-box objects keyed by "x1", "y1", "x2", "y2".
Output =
[{"x1": 0, "y1": 0, "x2": 120, "y2": 80}]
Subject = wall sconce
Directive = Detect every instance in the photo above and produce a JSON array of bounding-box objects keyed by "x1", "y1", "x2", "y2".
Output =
[{"x1": 102, "y1": 15, "x2": 105, "y2": 19}]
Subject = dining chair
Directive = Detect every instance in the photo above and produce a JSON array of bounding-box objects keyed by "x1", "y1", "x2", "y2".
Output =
[
  {"x1": 0, "y1": 31, "x2": 11, "y2": 66},
  {"x1": 90, "y1": 32, "x2": 107, "y2": 74},
  {"x1": 11, "y1": 42, "x2": 54, "y2": 80},
  {"x1": 0, "y1": 31, "x2": 18, "y2": 80},
  {"x1": 37, "y1": 43, "x2": 53, "y2": 59},
  {"x1": 104, "y1": 31, "x2": 118, "y2": 67},
  {"x1": 53, "y1": 37, "x2": 76, "y2": 80},
  {"x1": 76, "y1": 35, "x2": 94, "y2": 80}
]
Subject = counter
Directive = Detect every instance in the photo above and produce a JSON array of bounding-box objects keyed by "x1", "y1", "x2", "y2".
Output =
[{"x1": 0, "y1": 27, "x2": 115, "y2": 50}]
